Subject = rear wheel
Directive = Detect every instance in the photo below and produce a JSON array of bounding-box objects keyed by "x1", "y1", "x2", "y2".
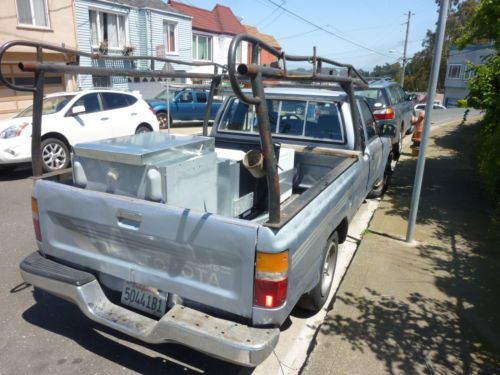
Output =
[
  {"x1": 368, "y1": 156, "x2": 393, "y2": 198},
  {"x1": 157, "y1": 112, "x2": 169, "y2": 129},
  {"x1": 392, "y1": 127, "x2": 402, "y2": 159},
  {"x1": 135, "y1": 124, "x2": 152, "y2": 134},
  {"x1": 299, "y1": 232, "x2": 338, "y2": 312},
  {"x1": 41, "y1": 138, "x2": 70, "y2": 173}
]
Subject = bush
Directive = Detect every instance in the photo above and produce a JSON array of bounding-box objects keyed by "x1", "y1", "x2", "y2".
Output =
[{"x1": 457, "y1": 99, "x2": 468, "y2": 107}]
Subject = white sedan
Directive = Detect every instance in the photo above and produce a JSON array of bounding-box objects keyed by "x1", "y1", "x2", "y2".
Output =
[
  {"x1": 0, "y1": 90, "x2": 159, "y2": 172},
  {"x1": 414, "y1": 103, "x2": 447, "y2": 111}
]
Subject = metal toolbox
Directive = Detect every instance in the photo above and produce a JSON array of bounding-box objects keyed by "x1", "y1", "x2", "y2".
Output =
[{"x1": 73, "y1": 132, "x2": 217, "y2": 213}]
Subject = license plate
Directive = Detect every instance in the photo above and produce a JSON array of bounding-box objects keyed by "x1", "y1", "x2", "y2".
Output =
[{"x1": 121, "y1": 281, "x2": 168, "y2": 317}]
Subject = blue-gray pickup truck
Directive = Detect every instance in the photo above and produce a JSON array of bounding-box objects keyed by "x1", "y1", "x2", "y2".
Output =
[
  {"x1": 20, "y1": 87, "x2": 394, "y2": 367},
  {"x1": 147, "y1": 88, "x2": 223, "y2": 128}
]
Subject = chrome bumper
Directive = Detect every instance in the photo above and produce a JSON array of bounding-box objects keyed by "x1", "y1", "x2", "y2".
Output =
[{"x1": 20, "y1": 252, "x2": 279, "y2": 367}]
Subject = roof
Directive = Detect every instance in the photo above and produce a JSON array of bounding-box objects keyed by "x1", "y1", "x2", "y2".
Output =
[
  {"x1": 169, "y1": 1, "x2": 245, "y2": 35},
  {"x1": 243, "y1": 25, "x2": 281, "y2": 50},
  {"x1": 109, "y1": 0, "x2": 186, "y2": 16}
]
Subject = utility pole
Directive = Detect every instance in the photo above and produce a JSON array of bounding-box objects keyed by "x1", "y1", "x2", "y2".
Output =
[
  {"x1": 400, "y1": 10, "x2": 413, "y2": 88},
  {"x1": 406, "y1": 0, "x2": 450, "y2": 243}
]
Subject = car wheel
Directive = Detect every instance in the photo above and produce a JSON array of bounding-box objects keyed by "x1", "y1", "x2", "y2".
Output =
[
  {"x1": 41, "y1": 138, "x2": 70, "y2": 173},
  {"x1": 157, "y1": 112, "x2": 168, "y2": 129},
  {"x1": 392, "y1": 128, "x2": 402, "y2": 159},
  {"x1": 368, "y1": 156, "x2": 393, "y2": 198},
  {"x1": 135, "y1": 125, "x2": 152, "y2": 134},
  {"x1": 298, "y1": 232, "x2": 338, "y2": 312}
]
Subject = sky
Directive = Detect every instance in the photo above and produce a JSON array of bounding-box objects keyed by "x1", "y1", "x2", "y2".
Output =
[{"x1": 177, "y1": 0, "x2": 442, "y2": 71}]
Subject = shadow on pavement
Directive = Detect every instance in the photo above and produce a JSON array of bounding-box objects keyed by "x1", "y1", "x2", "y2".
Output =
[
  {"x1": 315, "y1": 123, "x2": 500, "y2": 374},
  {"x1": 0, "y1": 164, "x2": 32, "y2": 181},
  {"x1": 23, "y1": 289, "x2": 253, "y2": 375}
]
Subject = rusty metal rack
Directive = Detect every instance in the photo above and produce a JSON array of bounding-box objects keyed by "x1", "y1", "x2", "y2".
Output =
[
  {"x1": 0, "y1": 40, "x2": 227, "y2": 177},
  {"x1": 227, "y1": 34, "x2": 368, "y2": 225},
  {"x1": 0, "y1": 36, "x2": 368, "y2": 228}
]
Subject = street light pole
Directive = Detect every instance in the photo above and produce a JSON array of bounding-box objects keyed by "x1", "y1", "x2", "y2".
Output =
[
  {"x1": 400, "y1": 10, "x2": 413, "y2": 88},
  {"x1": 406, "y1": 0, "x2": 450, "y2": 243}
]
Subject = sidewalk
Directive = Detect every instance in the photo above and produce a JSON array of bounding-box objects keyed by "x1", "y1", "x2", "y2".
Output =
[{"x1": 303, "y1": 120, "x2": 500, "y2": 374}]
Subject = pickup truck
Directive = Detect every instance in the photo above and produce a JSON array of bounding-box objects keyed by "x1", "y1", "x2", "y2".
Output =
[
  {"x1": 147, "y1": 88, "x2": 223, "y2": 128},
  {"x1": 20, "y1": 85, "x2": 395, "y2": 367}
]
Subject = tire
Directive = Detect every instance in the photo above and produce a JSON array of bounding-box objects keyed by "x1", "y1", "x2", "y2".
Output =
[
  {"x1": 157, "y1": 112, "x2": 169, "y2": 129},
  {"x1": 299, "y1": 232, "x2": 339, "y2": 312},
  {"x1": 135, "y1": 124, "x2": 152, "y2": 134},
  {"x1": 368, "y1": 156, "x2": 393, "y2": 198},
  {"x1": 41, "y1": 138, "x2": 70, "y2": 173},
  {"x1": 392, "y1": 127, "x2": 402, "y2": 159}
]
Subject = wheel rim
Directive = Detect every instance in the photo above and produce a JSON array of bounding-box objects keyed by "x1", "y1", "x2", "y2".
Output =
[
  {"x1": 136, "y1": 127, "x2": 150, "y2": 134},
  {"x1": 42, "y1": 142, "x2": 66, "y2": 170},
  {"x1": 158, "y1": 114, "x2": 168, "y2": 129},
  {"x1": 320, "y1": 242, "x2": 336, "y2": 297}
]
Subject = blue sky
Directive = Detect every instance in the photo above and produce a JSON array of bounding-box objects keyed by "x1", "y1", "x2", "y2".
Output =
[{"x1": 179, "y1": 0, "x2": 442, "y2": 70}]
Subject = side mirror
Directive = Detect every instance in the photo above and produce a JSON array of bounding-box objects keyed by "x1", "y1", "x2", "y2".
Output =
[
  {"x1": 406, "y1": 94, "x2": 417, "y2": 101},
  {"x1": 71, "y1": 105, "x2": 86, "y2": 116},
  {"x1": 378, "y1": 122, "x2": 396, "y2": 138}
]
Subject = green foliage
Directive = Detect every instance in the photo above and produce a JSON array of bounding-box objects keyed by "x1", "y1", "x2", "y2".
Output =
[
  {"x1": 361, "y1": 63, "x2": 402, "y2": 83},
  {"x1": 457, "y1": 99, "x2": 468, "y2": 107},
  {"x1": 457, "y1": 0, "x2": 500, "y2": 206}
]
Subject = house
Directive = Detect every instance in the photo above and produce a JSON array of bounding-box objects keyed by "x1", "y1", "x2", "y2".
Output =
[
  {"x1": 0, "y1": 0, "x2": 78, "y2": 119},
  {"x1": 168, "y1": 1, "x2": 248, "y2": 75},
  {"x1": 444, "y1": 44, "x2": 495, "y2": 107},
  {"x1": 74, "y1": 0, "x2": 192, "y2": 95},
  {"x1": 243, "y1": 25, "x2": 281, "y2": 65}
]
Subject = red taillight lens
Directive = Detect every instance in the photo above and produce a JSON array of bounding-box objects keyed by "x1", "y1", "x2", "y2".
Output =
[
  {"x1": 373, "y1": 107, "x2": 395, "y2": 120},
  {"x1": 254, "y1": 251, "x2": 288, "y2": 308},
  {"x1": 32, "y1": 197, "x2": 41, "y2": 241},
  {"x1": 254, "y1": 278, "x2": 288, "y2": 308}
]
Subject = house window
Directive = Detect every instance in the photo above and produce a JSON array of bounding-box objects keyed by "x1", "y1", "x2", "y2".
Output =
[
  {"x1": 16, "y1": 0, "x2": 49, "y2": 27},
  {"x1": 89, "y1": 10, "x2": 127, "y2": 49},
  {"x1": 447, "y1": 64, "x2": 462, "y2": 79},
  {"x1": 163, "y1": 22, "x2": 177, "y2": 53},
  {"x1": 235, "y1": 44, "x2": 242, "y2": 64},
  {"x1": 193, "y1": 34, "x2": 212, "y2": 61},
  {"x1": 463, "y1": 67, "x2": 475, "y2": 80}
]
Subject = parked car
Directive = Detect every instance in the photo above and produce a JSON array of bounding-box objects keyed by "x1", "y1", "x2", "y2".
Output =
[
  {"x1": 21, "y1": 87, "x2": 395, "y2": 366},
  {"x1": 414, "y1": 103, "x2": 447, "y2": 111},
  {"x1": 0, "y1": 90, "x2": 159, "y2": 172},
  {"x1": 355, "y1": 79, "x2": 415, "y2": 158},
  {"x1": 147, "y1": 88, "x2": 223, "y2": 128}
]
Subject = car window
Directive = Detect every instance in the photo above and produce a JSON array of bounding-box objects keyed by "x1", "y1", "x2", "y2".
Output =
[
  {"x1": 101, "y1": 93, "x2": 130, "y2": 110},
  {"x1": 398, "y1": 87, "x2": 407, "y2": 101},
  {"x1": 359, "y1": 100, "x2": 377, "y2": 142},
  {"x1": 196, "y1": 92, "x2": 207, "y2": 103},
  {"x1": 178, "y1": 91, "x2": 193, "y2": 103},
  {"x1": 16, "y1": 95, "x2": 75, "y2": 117},
  {"x1": 72, "y1": 93, "x2": 101, "y2": 114},
  {"x1": 219, "y1": 97, "x2": 345, "y2": 143},
  {"x1": 355, "y1": 88, "x2": 388, "y2": 107},
  {"x1": 124, "y1": 94, "x2": 138, "y2": 106},
  {"x1": 388, "y1": 86, "x2": 402, "y2": 105}
]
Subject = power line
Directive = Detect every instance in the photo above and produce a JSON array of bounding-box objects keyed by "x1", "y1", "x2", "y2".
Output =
[{"x1": 263, "y1": 0, "x2": 398, "y2": 60}]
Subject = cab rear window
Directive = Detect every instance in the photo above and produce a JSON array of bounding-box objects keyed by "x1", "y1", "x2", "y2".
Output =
[{"x1": 219, "y1": 98, "x2": 346, "y2": 143}]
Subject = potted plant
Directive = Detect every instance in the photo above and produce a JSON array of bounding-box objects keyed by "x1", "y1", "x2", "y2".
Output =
[
  {"x1": 122, "y1": 45, "x2": 135, "y2": 56},
  {"x1": 98, "y1": 40, "x2": 108, "y2": 55}
]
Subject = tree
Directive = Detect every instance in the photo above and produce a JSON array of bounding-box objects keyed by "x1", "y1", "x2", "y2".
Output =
[{"x1": 456, "y1": 0, "x2": 499, "y2": 206}]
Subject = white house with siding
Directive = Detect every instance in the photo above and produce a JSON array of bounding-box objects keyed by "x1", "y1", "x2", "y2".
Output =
[{"x1": 74, "y1": 0, "x2": 192, "y2": 96}]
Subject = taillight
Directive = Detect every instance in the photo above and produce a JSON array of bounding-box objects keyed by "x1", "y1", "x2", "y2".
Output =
[
  {"x1": 254, "y1": 251, "x2": 288, "y2": 308},
  {"x1": 373, "y1": 107, "x2": 395, "y2": 120},
  {"x1": 32, "y1": 197, "x2": 41, "y2": 241}
]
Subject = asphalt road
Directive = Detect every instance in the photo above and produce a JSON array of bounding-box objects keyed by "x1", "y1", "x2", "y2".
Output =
[{"x1": 0, "y1": 109, "x2": 475, "y2": 375}]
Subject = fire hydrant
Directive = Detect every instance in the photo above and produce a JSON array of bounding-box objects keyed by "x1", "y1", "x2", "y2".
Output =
[{"x1": 411, "y1": 111, "x2": 425, "y2": 146}]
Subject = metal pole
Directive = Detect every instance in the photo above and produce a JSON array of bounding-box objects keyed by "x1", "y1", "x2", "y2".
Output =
[
  {"x1": 202, "y1": 75, "x2": 221, "y2": 136},
  {"x1": 400, "y1": 10, "x2": 412, "y2": 87},
  {"x1": 166, "y1": 79, "x2": 170, "y2": 133},
  {"x1": 32, "y1": 47, "x2": 44, "y2": 177},
  {"x1": 406, "y1": 0, "x2": 449, "y2": 242}
]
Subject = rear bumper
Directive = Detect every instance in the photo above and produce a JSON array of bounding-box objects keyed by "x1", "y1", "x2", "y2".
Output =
[{"x1": 20, "y1": 252, "x2": 279, "y2": 367}]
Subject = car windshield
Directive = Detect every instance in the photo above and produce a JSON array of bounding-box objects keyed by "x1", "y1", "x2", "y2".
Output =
[
  {"x1": 154, "y1": 89, "x2": 182, "y2": 100},
  {"x1": 16, "y1": 95, "x2": 75, "y2": 118},
  {"x1": 355, "y1": 88, "x2": 388, "y2": 108},
  {"x1": 219, "y1": 97, "x2": 345, "y2": 143}
]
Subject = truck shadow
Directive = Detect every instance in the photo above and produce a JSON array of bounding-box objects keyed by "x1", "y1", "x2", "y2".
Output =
[
  {"x1": 22, "y1": 289, "x2": 254, "y2": 375},
  {"x1": 0, "y1": 164, "x2": 32, "y2": 181}
]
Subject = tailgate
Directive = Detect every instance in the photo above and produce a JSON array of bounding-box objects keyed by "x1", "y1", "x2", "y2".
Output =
[{"x1": 35, "y1": 180, "x2": 258, "y2": 318}]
